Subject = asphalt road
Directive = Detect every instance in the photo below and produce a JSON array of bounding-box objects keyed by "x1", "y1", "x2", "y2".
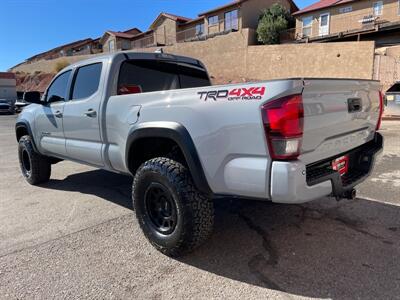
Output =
[{"x1": 1, "y1": 114, "x2": 399, "y2": 299}]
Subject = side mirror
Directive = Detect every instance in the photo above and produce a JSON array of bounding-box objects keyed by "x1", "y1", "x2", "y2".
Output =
[{"x1": 23, "y1": 91, "x2": 42, "y2": 104}]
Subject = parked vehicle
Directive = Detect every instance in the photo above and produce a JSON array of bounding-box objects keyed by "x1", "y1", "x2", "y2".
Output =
[
  {"x1": 0, "y1": 98, "x2": 15, "y2": 114},
  {"x1": 15, "y1": 52, "x2": 383, "y2": 256},
  {"x1": 15, "y1": 91, "x2": 41, "y2": 113}
]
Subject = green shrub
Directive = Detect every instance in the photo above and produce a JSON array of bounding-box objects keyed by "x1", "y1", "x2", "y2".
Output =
[
  {"x1": 256, "y1": 4, "x2": 294, "y2": 45},
  {"x1": 54, "y1": 59, "x2": 70, "y2": 73}
]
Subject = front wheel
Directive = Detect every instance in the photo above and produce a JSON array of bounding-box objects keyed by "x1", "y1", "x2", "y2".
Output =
[
  {"x1": 132, "y1": 157, "x2": 214, "y2": 257},
  {"x1": 18, "y1": 135, "x2": 51, "y2": 185}
]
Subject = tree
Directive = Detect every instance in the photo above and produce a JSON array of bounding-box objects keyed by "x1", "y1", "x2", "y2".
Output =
[{"x1": 256, "y1": 4, "x2": 294, "y2": 45}]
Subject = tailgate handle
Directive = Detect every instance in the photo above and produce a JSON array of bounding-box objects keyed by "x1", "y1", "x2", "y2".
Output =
[{"x1": 347, "y1": 98, "x2": 362, "y2": 113}]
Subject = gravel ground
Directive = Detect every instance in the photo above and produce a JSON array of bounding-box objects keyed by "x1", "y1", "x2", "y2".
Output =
[{"x1": 1, "y1": 114, "x2": 399, "y2": 299}]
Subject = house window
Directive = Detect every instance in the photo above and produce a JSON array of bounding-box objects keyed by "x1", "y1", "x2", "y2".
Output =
[
  {"x1": 225, "y1": 9, "x2": 239, "y2": 31},
  {"x1": 373, "y1": 1, "x2": 383, "y2": 16},
  {"x1": 339, "y1": 6, "x2": 352, "y2": 13},
  {"x1": 121, "y1": 40, "x2": 131, "y2": 50},
  {"x1": 302, "y1": 16, "x2": 313, "y2": 37},
  {"x1": 108, "y1": 39, "x2": 115, "y2": 52},
  {"x1": 195, "y1": 23, "x2": 205, "y2": 36},
  {"x1": 208, "y1": 15, "x2": 219, "y2": 26}
]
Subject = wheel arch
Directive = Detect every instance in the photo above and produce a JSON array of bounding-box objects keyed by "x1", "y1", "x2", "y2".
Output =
[
  {"x1": 15, "y1": 120, "x2": 38, "y2": 152},
  {"x1": 126, "y1": 122, "x2": 212, "y2": 195}
]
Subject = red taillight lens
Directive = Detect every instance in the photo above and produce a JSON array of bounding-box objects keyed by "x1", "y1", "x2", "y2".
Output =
[
  {"x1": 261, "y1": 94, "x2": 304, "y2": 160},
  {"x1": 376, "y1": 91, "x2": 384, "y2": 131},
  {"x1": 118, "y1": 84, "x2": 142, "y2": 95}
]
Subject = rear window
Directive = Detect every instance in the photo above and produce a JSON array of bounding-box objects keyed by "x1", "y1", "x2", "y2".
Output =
[{"x1": 118, "y1": 60, "x2": 210, "y2": 95}]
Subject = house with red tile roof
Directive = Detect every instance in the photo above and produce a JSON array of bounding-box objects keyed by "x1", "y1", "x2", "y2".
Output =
[
  {"x1": 290, "y1": 0, "x2": 400, "y2": 45},
  {"x1": 25, "y1": 38, "x2": 101, "y2": 63}
]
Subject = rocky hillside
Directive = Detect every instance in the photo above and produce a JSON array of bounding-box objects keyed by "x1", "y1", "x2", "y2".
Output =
[{"x1": 15, "y1": 72, "x2": 55, "y2": 93}]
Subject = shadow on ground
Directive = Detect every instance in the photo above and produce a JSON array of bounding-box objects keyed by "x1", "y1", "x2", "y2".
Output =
[
  {"x1": 40, "y1": 169, "x2": 400, "y2": 299},
  {"x1": 41, "y1": 169, "x2": 133, "y2": 209}
]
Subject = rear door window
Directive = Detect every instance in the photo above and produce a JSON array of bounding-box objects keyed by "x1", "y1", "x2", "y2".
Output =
[
  {"x1": 118, "y1": 59, "x2": 210, "y2": 95},
  {"x1": 72, "y1": 63, "x2": 102, "y2": 100}
]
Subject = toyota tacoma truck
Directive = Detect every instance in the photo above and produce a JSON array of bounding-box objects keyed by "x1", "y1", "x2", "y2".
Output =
[{"x1": 16, "y1": 52, "x2": 383, "y2": 256}]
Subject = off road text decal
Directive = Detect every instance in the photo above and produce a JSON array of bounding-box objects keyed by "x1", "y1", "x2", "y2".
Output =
[{"x1": 198, "y1": 87, "x2": 265, "y2": 101}]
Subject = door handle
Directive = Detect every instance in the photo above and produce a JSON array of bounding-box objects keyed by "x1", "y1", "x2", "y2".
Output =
[
  {"x1": 54, "y1": 111, "x2": 63, "y2": 118},
  {"x1": 84, "y1": 109, "x2": 97, "y2": 118}
]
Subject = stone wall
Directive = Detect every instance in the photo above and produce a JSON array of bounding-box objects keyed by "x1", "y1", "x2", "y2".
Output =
[
  {"x1": 246, "y1": 42, "x2": 375, "y2": 80},
  {"x1": 133, "y1": 29, "x2": 376, "y2": 81},
  {"x1": 12, "y1": 29, "x2": 376, "y2": 84}
]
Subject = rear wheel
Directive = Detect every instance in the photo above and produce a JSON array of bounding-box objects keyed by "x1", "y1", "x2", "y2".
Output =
[
  {"x1": 132, "y1": 157, "x2": 214, "y2": 257},
  {"x1": 18, "y1": 135, "x2": 51, "y2": 185}
]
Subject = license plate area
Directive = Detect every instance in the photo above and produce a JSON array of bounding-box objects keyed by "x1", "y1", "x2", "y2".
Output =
[{"x1": 332, "y1": 155, "x2": 349, "y2": 176}]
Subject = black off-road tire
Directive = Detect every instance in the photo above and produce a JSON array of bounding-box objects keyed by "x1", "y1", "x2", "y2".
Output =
[
  {"x1": 18, "y1": 135, "x2": 51, "y2": 185},
  {"x1": 132, "y1": 157, "x2": 214, "y2": 257}
]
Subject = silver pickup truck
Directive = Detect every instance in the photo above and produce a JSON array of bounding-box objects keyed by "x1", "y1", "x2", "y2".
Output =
[{"x1": 16, "y1": 52, "x2": 383, "y2": 256}]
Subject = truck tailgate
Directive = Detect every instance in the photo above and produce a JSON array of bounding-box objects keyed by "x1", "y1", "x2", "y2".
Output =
[{"x1": 300, "y1": 79, "x2": 381, "y2": 165}]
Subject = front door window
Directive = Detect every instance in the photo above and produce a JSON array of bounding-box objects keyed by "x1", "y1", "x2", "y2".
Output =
[
  {"x1": 319, "y1": 13, "x2": 330, "y2": 36},
  {"x1": 302, "y1": 16, "x2": 313, "y2": 37},
  {"x1": 373, "y1": 1, "x2": 383, "y2": 16}
]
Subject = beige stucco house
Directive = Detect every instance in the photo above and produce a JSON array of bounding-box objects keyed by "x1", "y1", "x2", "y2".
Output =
[
  {"x1": 130, "y1": 13, "x2": 191, "y2": 48},
  {"x1": 292, "y1": 0, "x2": 400, "y2": 45},
  {"x1": 177, "y1": 0, "x2": 298, "y2": 42},
  {"x1": 100, "y1": 28, "x2": 142, "y2": 52}
]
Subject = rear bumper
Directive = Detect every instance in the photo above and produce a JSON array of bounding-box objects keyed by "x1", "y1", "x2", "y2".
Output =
[{"x1": 270, "y1": 133, "x2": 383, "y2": 204}]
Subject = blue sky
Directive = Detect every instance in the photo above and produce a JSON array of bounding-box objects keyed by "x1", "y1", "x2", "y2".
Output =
[{"x1": 0, "y1": 0, "x2": 314, "y2": 71}]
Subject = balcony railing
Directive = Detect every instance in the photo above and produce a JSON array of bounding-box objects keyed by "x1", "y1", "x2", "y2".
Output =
[
  {"x1": 176, "y1": 17, "x2": 239, "y2": 43},
  {"x1": 281, "y1": 9, "x2": 391, "y2": 42},
  {"x1": 131, "y1": 33, "x2": 158, "y2": 49}
]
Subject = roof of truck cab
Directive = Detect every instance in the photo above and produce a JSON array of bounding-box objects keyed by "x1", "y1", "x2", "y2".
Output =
[{"x1": 60, "y1": 51, "x2": 204, "y2": 74}]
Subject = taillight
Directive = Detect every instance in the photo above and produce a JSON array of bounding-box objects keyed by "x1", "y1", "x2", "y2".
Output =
[
  {"x1": 376, "y1": 91, "x2": 384, "y2": 131},
  {"x1": 118, "y1": 84, "x2": 142, "y2": 95},
  {"x1": 261, "y1": 94, "x2": 304, "y2": 160}
]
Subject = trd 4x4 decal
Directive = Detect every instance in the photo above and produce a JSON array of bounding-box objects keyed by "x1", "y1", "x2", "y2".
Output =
[{"x1": 198, "y1": 87, "x2": 265, "y2": 101}]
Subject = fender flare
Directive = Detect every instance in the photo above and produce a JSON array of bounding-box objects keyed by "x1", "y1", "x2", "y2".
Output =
[
  {"x1": 15, "y1": 120, "x2": 39, "y2": 152},
  {"x1": 126, "y1": 122, "x2": 212, "y2": 195}
]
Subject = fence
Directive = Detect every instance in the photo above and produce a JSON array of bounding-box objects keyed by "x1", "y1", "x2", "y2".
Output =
[
  {"x1": 375, "y1": 55, "x2": 400, "y2": 90},
  {"x1": 375, "y1": 54, "x2": 400, "y2": 116}
]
